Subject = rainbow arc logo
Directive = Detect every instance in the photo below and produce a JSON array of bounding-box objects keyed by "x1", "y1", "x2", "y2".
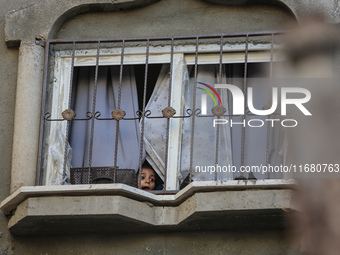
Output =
[{"x1": 197, "y1": 82, "x2": 223, "y2": 115}]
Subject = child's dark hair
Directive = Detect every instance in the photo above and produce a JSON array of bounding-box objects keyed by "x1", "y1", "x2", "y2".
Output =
[
  {"x1": 142, "y1": 161, "x2": 153, "y2": 170},
  {"x1": 141, "y1": 161, "x2": 164, "y2": 190}
]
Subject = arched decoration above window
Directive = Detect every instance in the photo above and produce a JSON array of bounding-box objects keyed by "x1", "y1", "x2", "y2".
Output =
[
  {"x1": 55, "y1": 1, "x2": 296, "y2": 40},
  {"x1": 4, "y1": 0, "x2": 160, "y2": 47}
]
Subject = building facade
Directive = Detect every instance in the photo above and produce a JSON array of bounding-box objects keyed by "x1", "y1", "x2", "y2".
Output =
[{"x1": 1, "y1": 0, "x2": 339, "y2": 254}]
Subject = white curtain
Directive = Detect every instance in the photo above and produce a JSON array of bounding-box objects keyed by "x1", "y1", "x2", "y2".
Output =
[
  {"x1": 143, "y1": 65, "x2": 170, "y2": 180},
  {"x1": 144, "y1": 63, "x2": 234, "y2": 183},
  {"x1": 182, "y1": 64, "x2": 233, "y2": 181},
  {"x1": 47, "y1": 62, "x2": 285, "y2": 185},
  {"x1": 69, "y1": 66, "x2": 142, "y2": 171},
  {"x1": 228, "y1": 65, "x2": 286, "y2": 179}
]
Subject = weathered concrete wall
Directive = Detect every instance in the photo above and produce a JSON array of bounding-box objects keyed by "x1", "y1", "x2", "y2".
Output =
[
  {"x1": 12, "y1": 230, "x2": 299, "y2": 255},
  {"x1": 6, "y1": 0, "x2": 298, "y2": 196},
  {"x1": 56, "y1": 0, "x2": 294, "y2": 39},
  {"x1": 1, "y1": 0, "x2": 335, "y2": 254},
  {"x1": 0, "y1": 1, "x2": 22, "y2": 254}
]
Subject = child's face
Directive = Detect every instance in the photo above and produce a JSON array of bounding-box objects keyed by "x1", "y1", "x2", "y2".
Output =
[{"x1": 140, "y1": 168, "x2": 156, "y2": 191}]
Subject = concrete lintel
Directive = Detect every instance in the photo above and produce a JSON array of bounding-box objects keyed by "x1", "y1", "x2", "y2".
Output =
[
  {"x1": 1, "y1": 180, "x2": 296, "y2": 216},
  {"x1": 7, "y1": 188, "x2": 297, "y2": 236},
  {"x1": 4, "y1": 0, "x2": 160, "y2": 47}
]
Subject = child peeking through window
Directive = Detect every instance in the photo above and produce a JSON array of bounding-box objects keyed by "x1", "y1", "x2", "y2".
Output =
[{"x1": 139, "y1": 162, "x2": 163, "y2": 191}]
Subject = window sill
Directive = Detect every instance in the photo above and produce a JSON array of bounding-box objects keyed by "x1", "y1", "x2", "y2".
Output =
[{"x1": 1, "y1": 180, "x2": 297, "y2": 236}]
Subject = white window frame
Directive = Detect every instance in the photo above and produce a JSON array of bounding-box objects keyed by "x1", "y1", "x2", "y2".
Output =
[{"x1": 45, "y1": 43, "x2": 283, "y2": 189}]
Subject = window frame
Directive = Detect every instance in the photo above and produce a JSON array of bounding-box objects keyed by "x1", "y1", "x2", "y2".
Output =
[{"x1": 42, "y1": 37, "x2": 286, "y2": 190}]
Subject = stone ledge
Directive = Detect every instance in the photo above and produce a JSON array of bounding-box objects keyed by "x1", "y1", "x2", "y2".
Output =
[
  {"x1": 1, "y1": 180, "x2": 296, "y2": 215},
  {"x1": 0, "y1": 180, "x2": 297, "y2": 236}
]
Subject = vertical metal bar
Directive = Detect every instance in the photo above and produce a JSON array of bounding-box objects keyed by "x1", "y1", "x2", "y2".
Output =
[
  {"x1": 214, "y1": 36, "x2": 224, "y2": 181},
  {"x1": 138, "y1": 40, "x2": 150, "y2": 189},
  {"x1": 163, "y1": 38, "x2": 174, "y2": 190},
  {"x1": 87, "y1": 41, "x2": 101, "y2": 184},
  {"x1": 36, "y1": 41, "x2": 50, "y2": 185},
  {"x1": 265, "y1": 33, "x2": 274, "y2": 179},
  {"x1": 218, "y1": 36, "x2": 224, "y2": 84},
  {"x1": 240, "y1": 35, "x2": 249, "y2": 175},
  {"x1": 62, "y1": 42, "x2": 76, "y2": 181},
  {"x1": 189, "y1": 37, "x2": 199, "y2": 183},
  {"x1": 113, "y1": 40, "x2": 125, "y2": 176}
]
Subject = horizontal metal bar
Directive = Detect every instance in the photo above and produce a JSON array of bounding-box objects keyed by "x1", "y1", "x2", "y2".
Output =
[
  {"x1": 44, "y1": 112, "x2": 93, "y2": 121},
  {"x1": 47, "y1": 30, "x2": 286, "y2": 44}
]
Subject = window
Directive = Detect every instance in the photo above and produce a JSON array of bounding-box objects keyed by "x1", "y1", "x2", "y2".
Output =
[{"x1": 39, "y1": 32, "x2": 286, "y2": 191}]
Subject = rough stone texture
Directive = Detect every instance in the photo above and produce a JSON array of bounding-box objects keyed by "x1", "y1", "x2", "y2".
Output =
[
  {"x1": 1, "y1": 180, "x2": 296, "y2": 216},
  {"x1": 4, "y1": 0, "x2": 160, "y2": 46},
  {"x1": 4, "y1": 0, "x2": 340, "y2": 46},
  {"x1": 6, "y1": 189, "x2": 295, "y2": 235},
  {"x1": 12, "y1": 230, "x2": 300, "y2": 255},
  {"x1": 0, "y1": 1, "x2": 23, "y2": 254},
  {"x1": 55, "y1": 0, "x2": 294, "y2": 40},
  {"x1": 206, "y1": 0, "x2": 340, "y2": 23},
  {"x1": 1, "y1": 0, "x2": 336, "y2": 254}
]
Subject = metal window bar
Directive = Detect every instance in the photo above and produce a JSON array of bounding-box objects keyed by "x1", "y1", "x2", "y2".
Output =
[
  {"x1": 62, "y1": 42, "x2": 76, "y2": 182},
  {"x1": 113, "y1": 40, "x2": 125, "y2": 170},
  {"x1": 239, "y1": 35, "x2": 249, "y2": 180},
  {"x1": 163, "y1": 38, "x2": 175, "y2": 189},
  {"x1": 265, "y1": 33, "x2": 275, "y2": 179},
  {"x1": 37, "y1": 30, "x2": 285, "y2": 192},
  {"x1": 188, "y1": 37, "x2": 200, "y2": 185},
  {"x1": 138, "y1": 39, "x2": 150, "y2": 189},
  {"x1": 87, "y1": 41, "x2": 101, "y2": 183},
  {"x1": 36, "y1": 41, "x2": 50, "y2": 186},
  {"x1": 214, "y1": 35, "x2": 224, "y2": 181}
]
